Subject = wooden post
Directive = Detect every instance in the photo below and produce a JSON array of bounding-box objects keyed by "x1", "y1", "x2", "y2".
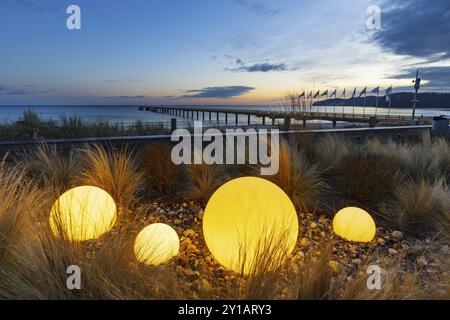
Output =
[
  {"x1": 248, "y1": 114, "x2": 251, "y2": 125},
  {"x1": 209, "y1": 112, "x2": 212, "y2": 121},
  {"x1": 217, "y1": 112, "x2": 219, "y2": 123},
  {"x1": 263, "y1": 116, "x2": 266, "y2": 125},
  {"x1": 171, "y1": 118, "x2": 177, "y2": 131},
  {"x1": 283, "y1": 117, "x2": 291, "y2": 131},
  {"x1": 225, "y1": 113, "x2": 228, "y2": 125},
  {"x1": 236, "y1": 114, "x2": 238, "y2": 126}
]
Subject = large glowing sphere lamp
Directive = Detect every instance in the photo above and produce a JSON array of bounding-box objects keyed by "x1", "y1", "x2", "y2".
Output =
[
  {"x1": 203, "y1": 177, "x2": 298, "y2": 274},
  {"x1": 134, "y1": 223, "x2": 180, "y2": 265},
  {"x1": 333, "y1": 207, "x2": 376, "y2": 243},
  {"x1": 50, "y1": 186, "x2": 117, "y2": 241}
]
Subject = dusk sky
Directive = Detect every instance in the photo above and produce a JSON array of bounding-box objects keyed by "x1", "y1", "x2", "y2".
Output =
[{"x1": 1, "y1": 0, "x2": 449, "y2": 105}]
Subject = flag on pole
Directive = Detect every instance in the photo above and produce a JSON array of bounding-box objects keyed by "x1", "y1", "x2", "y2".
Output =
[
  {"x1": 359, "y1": 87, "x2": 367, "y2": 97},
  {"x1": 342, "y1": 89, "x2": 346, "y2": 97},
  {"x1": 313, "y1": 90, "x2": 320, "y2": 98},
  {"x1": 385, "y1": 86, "x2": 393, "y2": 102},
  {"x1": 371, "y1": 86, "x2": 380, "y2": 94},
  {"x1": 351, "y1": 88, "x2": 357, "y2": 98},
  {"x1": 299, "y1": 91, "x2": 305, "y2": 98},
  {"x1": 386, "y1": 86, "x2": 392, "y2": 95},
  {"x1": 330, "y1": 89, "x2": 337, "y2": 98},
  {"x1": 321, "y1": 90, "x2": 328, "y2": 97},
  {"x1": 307, "y1": 91, "x2": 312, "y2": 99}
]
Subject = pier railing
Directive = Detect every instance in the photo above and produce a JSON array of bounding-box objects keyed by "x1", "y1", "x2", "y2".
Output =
[{"x1": 140, "y1": 106, "x2": 433, "y2": 128}]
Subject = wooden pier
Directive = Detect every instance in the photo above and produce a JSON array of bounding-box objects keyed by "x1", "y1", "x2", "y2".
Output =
[{"x1": 139, "y1": 106, "x2": 433, "y2": 128}]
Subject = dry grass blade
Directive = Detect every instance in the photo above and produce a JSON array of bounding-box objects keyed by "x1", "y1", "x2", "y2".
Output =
[
  {"x1": 185, "y1": 163, "x2": 224, "y2": 205},
  {"x1": 269, "y1": 139, "x2": 327, "y2": 213},
  {"x1": 77, "y1": 144, "x2": 144, "y2": 210},
  {"x1": 19, "y1": 143, "x2": 79, "y2": 192}
]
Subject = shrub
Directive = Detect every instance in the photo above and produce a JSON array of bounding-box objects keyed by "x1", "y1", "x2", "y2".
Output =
[
  {"x1": 314, "y1": 135, "x2": 351, "y2": 170},
  {"x1": 390, "y1": 179, "x2": 448, "y2": 235},
  {"x1": 289, "y1": 132, "x2": 316, "y2": 162},
  {"x1": 337, "y1": 152, "x2": 400, "y2": 205},
  {"x1": 432, "y1": 137, "x2": 450, "y2": 183},
  {"x1": 185, "y1": 163, "x2": 224, "y2": 205},
  {"x1": 139, "y1": 143, "x2": 183, "y2": 198}
]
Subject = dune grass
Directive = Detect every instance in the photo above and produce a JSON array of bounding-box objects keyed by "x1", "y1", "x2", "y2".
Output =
[
  {"x1": 390, "y1": 179, "x2": 449, "y2": 236},
  {"x1": 337, "y1": 152, "x2": 400, "y2": 206},
  {"x1": 0, "y1": 130, "x2": 449, "y2": 300},
  {"x1": 185, "y1": 163, "x2": 225, "y2": 205},
  {"x1": 139, "y1": 143, "x2": 183, "y2": 198},
  {"x1": 20, "y1": 143, "x2": 80, "y2": 192},
  {"x1": 268, "y1": 139, "x2": 327, "y2": 213},
  {"x1": 77, "y1": 145, "x2": 144, "y2": 210},
  {"x1": 0, "y1": 110, "x2": 170, "y2": 141}
]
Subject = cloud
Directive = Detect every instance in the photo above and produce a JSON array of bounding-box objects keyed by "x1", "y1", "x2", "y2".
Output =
[
  {"x1": 372, "y1": 0, "x2": 450, "y2": 59},
  {"x1": 223, "y1": 55, "x2": 289, "y2": 72},
  {"x1": 180, "y1": 86, "x2": 255, "y2": 98},
  {"x1": 230, "y1": 63, "x2": 288, "y2": 72},
  {"x1": 390, "y1": 66, "x2": 450, "y2": 91},
  {"x1": 234, "y1": 0, "x2": 280, "y2": 16},
  {"x1": 103, "y1": 95, "x2": 147, "y2": 99},
  {"x1": 105, "y1": 79, "x2": 141, "y2": 83},
  {"x1": 0, "y1": 85, "x2": 51, "y2": 95}
]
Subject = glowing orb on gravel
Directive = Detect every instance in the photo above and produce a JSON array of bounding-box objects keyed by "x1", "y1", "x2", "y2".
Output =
[
  {"x1": 333, "y1": 207, "x2": 376, "y2": 243},
  {"x1": 50, "y1": 186, "x2": 117, "y2": 241},
  {"x1": 134, "y1": 223, "x2": 180, "y2": 265},
  {"x1": 203, "y1": 177, "x2": 298, "y2": 274}
]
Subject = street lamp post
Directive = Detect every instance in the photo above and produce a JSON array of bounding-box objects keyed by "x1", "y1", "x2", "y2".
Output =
[{"x1": 411, "y1": 70, "x2": 421, "y2": 125}]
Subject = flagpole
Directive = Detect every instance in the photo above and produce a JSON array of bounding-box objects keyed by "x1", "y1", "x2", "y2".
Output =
[
  {"x1": 388, "y1": 87, "x2": 392, "y2": 116},
  {"x1": 363, "y1": 92, "x2": 367, "y2": 117},
  {"x1": 317, "y1": 92, "x2": 321, "y2": 115},
  {"x1": 315, "y1": 91, "x2": 320, "y2": 115},
  {"x1": 412, "y1": 70, "x2": 421, "y2": 125},
  {"x1": 333, "y1": 90, "x2": 337, "y2": 114},
  {"x1": 375, "y1": 90, "x2": 379, "y2": 117},
  {"x1": 352, "y1": 92, "x2": 355, "y2": 119},
  {"x1": 342, "y1": 90, "x2": 346, "y2": 117}
]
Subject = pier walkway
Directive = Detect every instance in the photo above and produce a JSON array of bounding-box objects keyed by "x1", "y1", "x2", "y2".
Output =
[{"x1": 139, "y1": 106, "x2": 433, "y2": 127}]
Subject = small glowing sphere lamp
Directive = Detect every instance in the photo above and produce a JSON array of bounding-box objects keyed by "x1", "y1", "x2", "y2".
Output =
[
  {"x1": 333, "y1": 207, "x2": 376, "y2": 243},
  {"x1": 134, "y1": 223, "x2": 180, "y2": 265},
  {"x1": 50, "y1": 186, "x2": 117, "y2": 241}
]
